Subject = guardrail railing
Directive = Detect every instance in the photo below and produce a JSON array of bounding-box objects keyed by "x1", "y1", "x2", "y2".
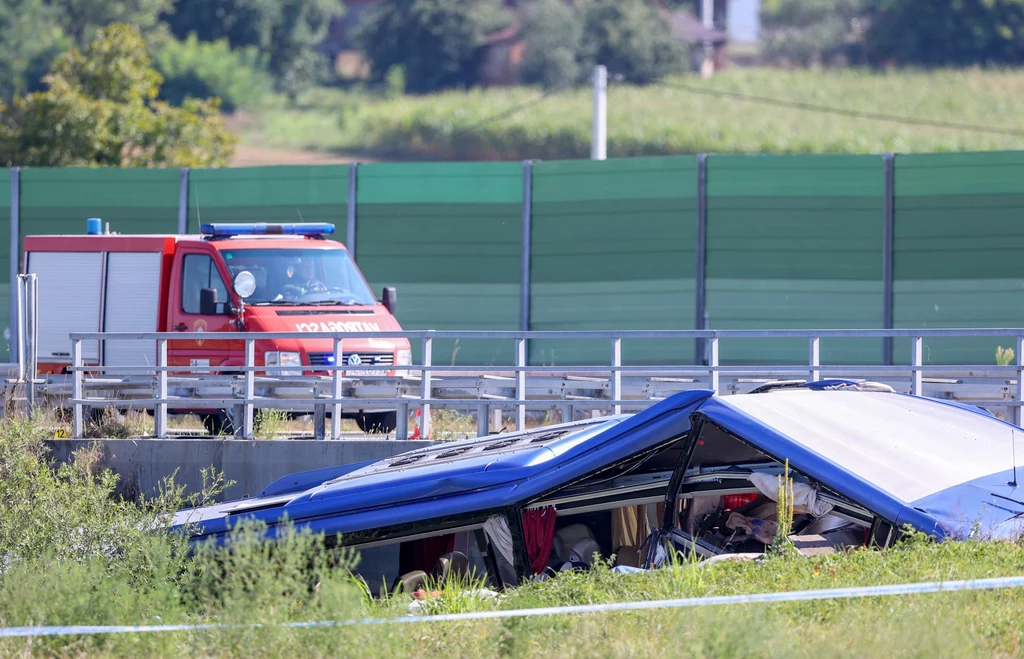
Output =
[{"x1": 53, "y1": 328, "x2": 1024, "y2": 440}]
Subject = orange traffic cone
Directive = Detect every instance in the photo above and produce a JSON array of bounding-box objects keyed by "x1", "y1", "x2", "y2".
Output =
[{"x1": 410, "y1": 409, "x2": 421, "y2": 439}]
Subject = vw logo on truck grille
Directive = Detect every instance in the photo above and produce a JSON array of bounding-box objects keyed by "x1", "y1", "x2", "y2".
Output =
[{"x1": 347, "y1": 354, "x2": 362, "y2": 366}]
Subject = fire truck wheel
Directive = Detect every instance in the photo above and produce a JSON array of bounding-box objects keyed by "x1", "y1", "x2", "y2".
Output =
[
  {"x1": 201, "y1": 411, "x2": 235, "y2": 437},
  {"x1": 355, "y1": 411, "x2": 397, "y2": 435}
]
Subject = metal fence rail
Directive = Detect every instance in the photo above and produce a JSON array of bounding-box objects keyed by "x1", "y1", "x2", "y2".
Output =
[{"x1": 42, "y1": 328, "x2": 1024, "y2": 441}]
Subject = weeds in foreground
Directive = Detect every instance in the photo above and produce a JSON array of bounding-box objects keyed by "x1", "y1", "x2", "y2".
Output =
[
  {"x1": 253, "y1": 408, "x2": 288, "y2": 440},
  {"x1": 429, "y1": 409, "x2": 477, "y2": 441},
  {"x1": 997, "y1": 345, "x2": 1016, "y2": 366},
  {"x1": 770, "y1": 459, "x2": 797, "y2": 556},
  {"x1": 83, "y1": 407, "x2": 151, "y2": 439}
]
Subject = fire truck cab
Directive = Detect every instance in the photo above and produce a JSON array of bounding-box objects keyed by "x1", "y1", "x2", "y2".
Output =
[{"x1": 23, "y1": 221, "x2": 411, "y2": 435}]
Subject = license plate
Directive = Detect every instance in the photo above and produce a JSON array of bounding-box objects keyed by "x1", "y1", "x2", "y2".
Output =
[{"x1": 342, "y1": 369, "x2": 387, "y2": 377}]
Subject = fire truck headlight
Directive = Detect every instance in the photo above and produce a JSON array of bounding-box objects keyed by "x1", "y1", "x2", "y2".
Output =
[
  {"x1": 394, "y1": 349, "x2": 412, "y2": 377},
  {"x1": 265, "y1": 351, "x2": 302, "y2": 376}
]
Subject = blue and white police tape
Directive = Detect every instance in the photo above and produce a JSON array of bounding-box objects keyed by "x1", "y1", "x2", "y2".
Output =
[{"x1": 3, "y1": 575, "x2": 1024, "y2": 639}]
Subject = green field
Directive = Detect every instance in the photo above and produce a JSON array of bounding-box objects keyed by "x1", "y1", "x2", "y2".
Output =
[
  {"x1": 4, "y1": 416, "x2": 1024, "y2": 658},
  {"x1": 247, "y1": 68, "x2": 1024, "y2": 161}
]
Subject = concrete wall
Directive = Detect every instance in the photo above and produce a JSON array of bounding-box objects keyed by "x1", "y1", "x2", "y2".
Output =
[{"x1": 44, "y1": 439, "x2": 439, "y2": 503}]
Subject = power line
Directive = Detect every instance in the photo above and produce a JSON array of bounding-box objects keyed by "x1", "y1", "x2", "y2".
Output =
[
  {"x1": 654, "y1": 79, "x2": 1024, "y2": 138},
  {"x1": 457, "y1": 85, "x2": 566, "y2": 134}
]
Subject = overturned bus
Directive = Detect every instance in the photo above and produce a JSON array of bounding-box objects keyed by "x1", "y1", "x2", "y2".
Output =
[{"x1": 169, "y1": 380, "x2": 1024, "y2": 594}]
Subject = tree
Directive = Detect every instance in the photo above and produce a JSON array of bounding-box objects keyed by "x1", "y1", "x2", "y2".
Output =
[
  {"x1": 163, "y1": 0, "x2": 344, "y2": 96},
  {"x1": 866, "y1": 0, "x2": 1024, "y2": 66},
  {"x1": 760, "y1": 0, "x2": 872, "y2": 67},
  {"x1": 355, "y1": 0, "x2": 511, "y2": 93},
  {"x1": 0, "y1": 0, "x2": 70, "y2": 103},
  {"x1": 0, "y1": 23, "x2": 237, "y2": 167},
  {"x1": 519, "y1": 0, "x2": 585, "y2": 89},
  {"x1": 152, "y1": 33, "x2": 274, "y2": 112},
  {"x1": 56, "y1": 0, "x2": 175, "y2": 43},
  {"x1": 513, "y1": 0, "x2": 689, "y2": 90},
  {"x1": 578, "y1": 0, "x2": 686, "y2": 84},
  {"x1": 0, "y1": 0, "x2": 179, "y2": 105}
]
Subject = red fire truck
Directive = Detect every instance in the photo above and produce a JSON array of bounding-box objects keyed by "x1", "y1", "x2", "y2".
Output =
[{"x1": 23, "y1": 221, "x2": 411, "y2": 434}]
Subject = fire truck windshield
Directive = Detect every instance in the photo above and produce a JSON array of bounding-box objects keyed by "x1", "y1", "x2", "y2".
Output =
[{"x1": 220, "y1": 248, "x2": 378, "y2": 306}]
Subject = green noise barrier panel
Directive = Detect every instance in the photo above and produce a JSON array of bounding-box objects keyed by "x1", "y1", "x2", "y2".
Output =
[
  {"x1": 529, "y1": 156, "x2": 698, "y2": 366},
  {"x1": 8, "y1": 150, "x2": 1024, "y2": 373},
  {"x1": 186, "y1": 165, "x2": 349, "y2": 234},
  {"x1": 893, "y1": 151, "x2": 1024, "y2": 366},
  {"x1": 19, "y1": 167, "x2": 180, "y2": 240},
  {"x1": 355, "y1": 162, "x2": 523, "y2": 366},
  {"x1": 705, "y1": 155, "x2": 884, "y2": 365}
]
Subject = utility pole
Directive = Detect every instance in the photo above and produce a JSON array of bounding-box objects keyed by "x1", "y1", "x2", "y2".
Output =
[
  {"x1": 701, "y1": 0, "x2": 715, "y2": 78},
  {"x1": 591, "y1": 65, "x2": 607, "y2": 160}
]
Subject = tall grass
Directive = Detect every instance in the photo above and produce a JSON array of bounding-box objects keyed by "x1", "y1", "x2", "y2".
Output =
[
  {"x1": 250, "y1": 68, "x2": 1024, "y2": 160},
  {"x1": 2, "y1": 411, "x2": 1024, "y2": 657}
]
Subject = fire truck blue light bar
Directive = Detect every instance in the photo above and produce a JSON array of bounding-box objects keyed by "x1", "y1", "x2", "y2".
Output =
[{"x1": 200, "y1": 223, "x2": 336, "y2": 237}]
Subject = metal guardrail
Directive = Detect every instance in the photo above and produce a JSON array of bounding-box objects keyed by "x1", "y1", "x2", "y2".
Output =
[{"x1": 44, "y1": 328, "x2": 1024, "y2": 441}]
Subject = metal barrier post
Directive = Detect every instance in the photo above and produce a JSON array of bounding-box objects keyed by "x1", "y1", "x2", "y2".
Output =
[
  {"x1": 242, "y1": 339, "x2": 255, "y2": 439},
  {"x1": 14, "y1": 275, "x2": 24, "y2": 384},
  {"x1": 396, "y1": 402, "x2": 409, "y2": 440},
  {"x1": 72, "y1": 338, "x2": 83, "y2": 438},
  {"x1": 155, "y1": 339, "x2": 167, "y2": 438},
  {"x1": 709, "y1": 336, "x2": 719, "y2": 394},
  {"x1": 611, "y1": 338, "x2": 622, "y2": 415},
  {"x1": 24, "y1": 274, "x2": 38, "y2": 409},
  {"x1": 313, "y1": 404, "x2": 326, "y2": 440},
  {"x1": 911, "y1": 336, "x2": 923, "y2": 396},
  {"x1": 420, "y1": 334, "x2": 432, "y2": 439},
  {"x1": 477, "y1": 403, "x2": 489, "y2": 437},
  {"x1": 694, "y1": 154, "x2": 708, "y2": 365},
  {"x1": 809, "y1": 336, "x2": 820, "y2": 383},
  {"x1": 882, "y1": 153, "x2": 895, "y2": 366},
  {"x1": 331, "y1": 337, "x2": 343, "y2": 440},
  {"x1": 1016, "y1": 335, "x2": 1024, "y2": 427},
  {"x1": 520, "y1": 160, "x2": 533, "y2": 336},
  {"x1": 177, "y1": 167, "x2": 189, "y2": 234},
  {"x1": 9, "y1": 168, "x2": 19, "y2": 367},
  {"x1": 516, "y1": 337, "x2": 526, "y2": 430},
  {"x1": 347, "y1": 163, "x2": 358, "y2": 259}
]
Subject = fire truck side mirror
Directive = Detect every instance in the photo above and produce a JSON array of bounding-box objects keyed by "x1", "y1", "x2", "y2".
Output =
[
  {"x1": 199, "y1": 288, "x2": 223, "y2": 316},
  {"x1": 381, "y1": 286, "x2": 397, "y2": 315}
]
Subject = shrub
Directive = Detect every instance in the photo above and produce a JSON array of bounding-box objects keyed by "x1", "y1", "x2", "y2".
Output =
[
  {"x1": 519, "y1": 0, "x2": 585, "y2": 89},
  {"x1": 355, "y1": 0, "x2": 512, "y2": 93},
  {"x1": 578, "y1": 0, "x2": 688, "y2": 84},
  {"x1": 0, "y1": 406, "x2": 371, "y2": 651},
  {"x1": 153, "y1": 33, "x2": 274, "y2": 112},
  {"x1": 0, "y1": 23, "x2": 237, "y2": 168},
  {"x1": 0, "y1": 410, "x2": 196, "y2": 568},
  {"x1": 520, "y1": 0, "x2": 687, "y2": 89},
  {"x1": 164, "y1": 0, "x2": 344, "y2": 98},
  {"x1": 760, "y1": 0, "x2": 872, "y2": 67}
]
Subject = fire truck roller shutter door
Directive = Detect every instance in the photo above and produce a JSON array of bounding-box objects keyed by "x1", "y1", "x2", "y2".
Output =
[
  {"x1": 103, "y1": 252, "x2": 162, "y2": 369},
  {"x1": 27, "y1": 251, "x2": 102, "y2": 362}
]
